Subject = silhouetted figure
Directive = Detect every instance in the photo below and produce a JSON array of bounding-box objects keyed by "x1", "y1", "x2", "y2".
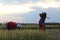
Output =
[
  {"x1": 39, "y1": 12, "x2": 47, "y2": 31},
  {"x1": 7, "y1": 22, "x2": 17, "y2": 30}
]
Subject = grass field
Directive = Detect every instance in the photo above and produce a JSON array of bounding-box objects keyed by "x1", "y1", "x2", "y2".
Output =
[{"x1": 0, "y1": 24, "x2": 60, "y2": 40}]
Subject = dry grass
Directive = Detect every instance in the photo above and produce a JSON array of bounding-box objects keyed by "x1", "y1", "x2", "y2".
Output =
[
  {"x1": 0, "y1": 29, "x2": 60, "y2": 40},
  {"x1": 0, "y1": 24, "x2": 60, "y2": 40}
]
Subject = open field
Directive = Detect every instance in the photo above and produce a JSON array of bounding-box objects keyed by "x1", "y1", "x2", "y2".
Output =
[
  {"x1": 0, "y1": 23, "x2": 60, "y2": 29},
  {"x1": 0, "y1": 29, "x2": 60, "y2": 40},
  {"x1": 0, "y1": 24, "x2": 60, "y2": 40}
]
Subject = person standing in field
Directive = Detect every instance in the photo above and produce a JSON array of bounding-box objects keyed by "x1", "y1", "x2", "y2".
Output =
[{"x1": 39, "y1": 12, "x2": 47, "y2": 31}]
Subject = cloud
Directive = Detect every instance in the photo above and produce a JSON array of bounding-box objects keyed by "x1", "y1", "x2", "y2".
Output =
[
  {"x1": 0, "y1": 0, "x2": 60, "y2": 23},
  {"x1": 0, "y1": 16, "x2": 23, "y2": 23},
  {"x1": 0, "y1": 2, "x2": 35, "y2": 15},
  {"x1": 34, "y1": 0, "x2": 60, "y2": 9},
  {"x1": 0, "y1": 0, "x2": 60, "y2": 15}
]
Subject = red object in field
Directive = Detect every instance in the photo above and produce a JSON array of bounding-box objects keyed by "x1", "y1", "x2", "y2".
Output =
[
  {"x1": 39, "y1": 24, "x2": 45, "y2": 31},
  {"x1": 7, "y1": 21, "x2": 17, "y2": 29}
]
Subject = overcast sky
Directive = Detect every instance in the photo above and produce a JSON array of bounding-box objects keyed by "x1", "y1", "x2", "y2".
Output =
[{"x1": 0, "y1": 0, "x2": 60, "y2": 23}]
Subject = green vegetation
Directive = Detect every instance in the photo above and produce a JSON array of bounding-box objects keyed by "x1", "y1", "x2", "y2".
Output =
[
  {"x1": 0, "y1": 29, "x2": 60, "y2": 40},
  {"x1": 0, "y1": 24, "x2": 60, "y2": 40}
]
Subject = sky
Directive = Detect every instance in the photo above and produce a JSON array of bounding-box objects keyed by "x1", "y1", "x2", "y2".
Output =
[{"x1": 0, "y1": 0, "x2": 60, "y2": 23}]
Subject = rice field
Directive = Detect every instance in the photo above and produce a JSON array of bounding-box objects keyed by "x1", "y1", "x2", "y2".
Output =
[{"x1": 0, "y1": 24, "x2": 60, "y2": 40}]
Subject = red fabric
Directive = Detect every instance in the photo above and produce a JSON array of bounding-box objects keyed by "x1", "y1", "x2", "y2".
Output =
[
  {"x1": 39, "y1": 24, "x2": 45, "y2": 31},
  {"x1": 9, "y1": 22, "x2": 16, "y2": 29}
]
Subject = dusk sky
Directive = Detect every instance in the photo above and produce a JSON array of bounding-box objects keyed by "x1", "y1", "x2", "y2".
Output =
[{"x1": 0, "y1": 0, "x2": 60, "y2": 23}]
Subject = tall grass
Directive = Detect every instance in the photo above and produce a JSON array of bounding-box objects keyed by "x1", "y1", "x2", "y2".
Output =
[
  {"x1": 0, "y1": 29, "x2": 60, "y2": 40},
  {"x1": 0, "y1": 24, "x2": 60, "y2": 40}
]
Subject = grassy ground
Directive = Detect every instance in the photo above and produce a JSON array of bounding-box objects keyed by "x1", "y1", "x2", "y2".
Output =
[
  {"x1": 0, "y1": 29, "x2": 60, "y2": 40},
  {"x1": 0, "y1": 24, "x2": 60, "y2": 40}
]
